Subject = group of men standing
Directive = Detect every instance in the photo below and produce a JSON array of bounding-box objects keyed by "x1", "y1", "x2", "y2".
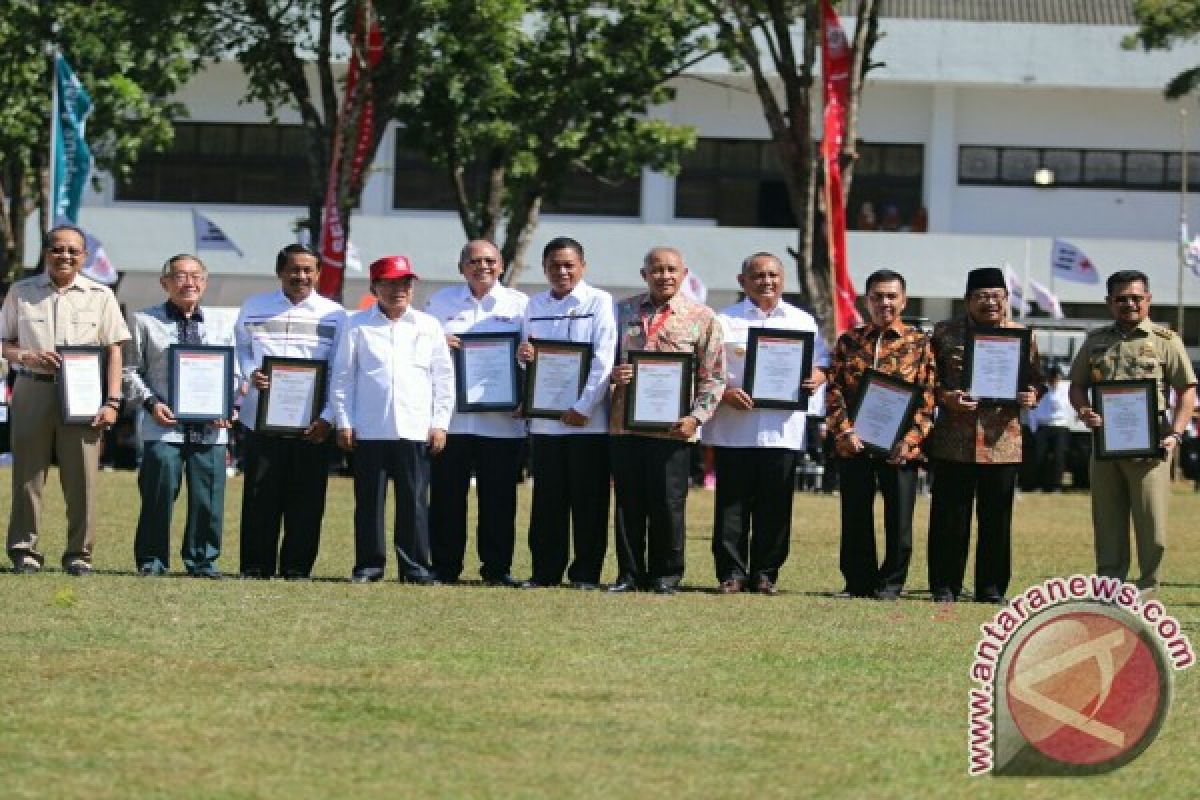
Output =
[{"x1": 2, "y1": 224, "x2": 1196, "y2": 601}]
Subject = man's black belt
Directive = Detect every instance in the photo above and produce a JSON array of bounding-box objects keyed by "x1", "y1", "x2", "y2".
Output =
[{"x1": 14, "y1": 368, "x2": 55, "y2": 383}]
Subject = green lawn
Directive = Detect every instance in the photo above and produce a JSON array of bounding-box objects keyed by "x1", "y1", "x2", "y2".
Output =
[{"x1": 0, "y1": 468, "x2": 1196, "y2": 799}]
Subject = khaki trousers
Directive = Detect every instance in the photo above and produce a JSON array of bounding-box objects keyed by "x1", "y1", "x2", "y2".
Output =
[
  {"x1": 7, "y1": 377, "x2": 101, "y2": 568},
  {"x1": 1089, "y1": 455, "x2": 1170, "y2": 589}
]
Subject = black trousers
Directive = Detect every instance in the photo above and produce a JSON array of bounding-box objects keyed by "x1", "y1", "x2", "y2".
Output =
[
  {"x1": 611, "y1": 436, "x2": 691, "y2": 588},
  {"x1": 927, "y1": 459, "x2": 1018, "y2": 598},
  {"x1": 527, "y1": 434, "x2": 610, "y2": 585},
  {"x1": 239, "y1": 431, "x2": 330, "y2": 577},
  {"x1": 429, "y1": 434, "x2": 524, "y2": 581},
  {"x1": 352, "y1": 439, "x2": 434, "y2": 581},
  {"x1": 711, "y1": 447, "x2": 797, "y2": 583},
  {"x1": 837, "y1": 454, "x2": 918, "y2": 594},
  {"x1": 1032, "y1": 425, "x2": 1070, "y2": 491}
]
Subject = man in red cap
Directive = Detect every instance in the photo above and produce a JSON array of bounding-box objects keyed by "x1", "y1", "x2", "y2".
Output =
[{"x1": 331, "y1": 255, "x2": 454, "y2": 583}]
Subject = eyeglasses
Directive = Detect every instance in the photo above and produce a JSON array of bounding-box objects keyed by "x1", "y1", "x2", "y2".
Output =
[
  {"x1": 1111, "y1": 294, "x2": 1146, "y2": 305},
  {"x1": 969, "y1": 291, "x2": 1007, "y2": 304},
  {"x1": 166, "y1": 272, "x2": 207, "y2": 284},
  {"x1": 47, "y1": 246, "x2": 84, "y2": 256},
  {"x1": 465, "y1": 257, "x2": 499, "y2": 266}
]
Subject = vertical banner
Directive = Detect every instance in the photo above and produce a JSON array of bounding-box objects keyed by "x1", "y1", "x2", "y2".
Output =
[
  {"x1": 317, "y1": 1, "x2": 384, "y2": 300},
  {"x1": 820, "y1": 0, "x2": 861, "y2": 334},
  {"x1": 52, "y1": 54, "x2": 94, "y2": 224}
]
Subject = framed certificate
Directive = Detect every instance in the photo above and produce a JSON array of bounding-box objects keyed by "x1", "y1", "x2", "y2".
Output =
[
  {"x1": 1093, "y1": 380, "x2": 1160, "y2": 460},
  {"x1": 624, "y1": 350, "x2": 694, "y2": 432},
  {"x1": 963, "y1": 327, "x2": 1031, "y2": 405},
  {"x1": 454, "y1": 332, "x2": 520, "y2": 412},
  {"x1": 56, "y1": 345, "x2": 105, "y2": 425},
  {"x1": 167, "y1": 344, "x2": 234, "y2": 423},
  {"x1": 743, "y1": 327, "x2": 815, "y2": 410},
  {"x1": 256, "y1": 356, "x2": 328, "y2": 436},
  {"x1": 849, "y1": 369, "x2": 922, "y2": 456},
  {"x1": 523, "y1": 338, "x2": 593, "y2": 420}
]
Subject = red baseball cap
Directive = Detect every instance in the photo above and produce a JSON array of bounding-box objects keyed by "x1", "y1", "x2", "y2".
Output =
[{"x1": 369, "y1": 255, "x2": 419, "y2": 282}]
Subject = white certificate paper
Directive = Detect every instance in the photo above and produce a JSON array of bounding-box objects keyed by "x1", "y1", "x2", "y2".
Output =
[
  {"x1": 632, "y1": 361, "x2": 685, "y2": 425},
  {"x1": 462, "y1": 340, "x2": 515, "y2": 405},
  {"x1": 61, "y1": 352, "x2": 103, "y2": 419},
  {"x1": 968, "y1": 334, "x2": 1022, "y2": 400},
  {"x1": 531, "y1": 350, "x2": 584, "y2": 412},
  {"x1": 853, "y1": 380, "x2": 913, "y2": 452},
  {"x1": 265, "y1": 365, "x2": 319, "y2": 429},
  {"x1": 1101, "y1": 387, "x2": 1153, "y2": 453},
  {"x1": 175, "y1": 352, "x2": 227, "y2": 417},
  {"x1": 751, "y1": 336, "x2": 807, "y2": 403}
]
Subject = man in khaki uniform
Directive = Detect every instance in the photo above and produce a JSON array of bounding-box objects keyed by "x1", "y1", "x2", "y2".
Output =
[
  {"x1": 0, "y1": 224, "x2": 130, "y2": 575},
  {"x1": 1069, "y1": 269, "x2": 1197, "y2": 591}
]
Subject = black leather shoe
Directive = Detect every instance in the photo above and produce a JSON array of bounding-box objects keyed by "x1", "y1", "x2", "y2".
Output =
[
  {"x1": 570, "y1": 581, "x2": 600, "y2": 591},
  {"x1": 875, "y1": 588, "x2": 900, "y2": 602},
  {"x1": 281, "y1": 572, "x2": 310, "y2": 582},
  {"x1": 12, "y1": 556, "x2": 41, "y2": 575},
  {"x1": 833, "y1": 588, "x2": 872, "y2": 599},
  {"x1": 483, "y1": 574, "x2": 521, "y2": 588},
  {"x1": 351, "y1": 573, "x2": 382, "y2": 584},
  {"x1": 975, "y1": 593, "x2": 1007, "y2": 605},
  {"x1": 190, "y1": 570, "x2": 224, "y2": 580},
  {"x1": 240, "y1": 570, "x2": 269, "y2": 581},
  {"x1": 719, "y1": 578, "x2": 744, "y2": 594},
  {"x1": 653, "y1": 580, "x2": 677, "y2": 596},
  {"x1": 139, "y1": 564, "x2": 166, "y2": 577},
  {"x1": 607, "y1": 579, "x2": 638, "y2": 593},
  {"x1": 520, "y1": 579, "x2": 550, "y2": 589},
  {"x1": 402, "y1": 575, "x2": 441, "y2": 586},
  {"x1": 930, "y1": 588, "x2": 956, "y2": 603},
  {"x1": 755, "y1": 578, "x2": 779, "y2": 596},
  {"x1": 65, "y1": 561, "x2": 93, "y2": 577}
]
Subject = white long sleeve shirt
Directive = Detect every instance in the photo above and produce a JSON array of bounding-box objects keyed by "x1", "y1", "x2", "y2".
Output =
[
  {"x1": 522, "y1": 280, "x2": 617, "y2": 435},
  {"x1": 234, "y1": 289, "x2": 346, "y2": 432},
  {"x1": 331, "y1": 304, "x2": 454, "y2": 442},
  {"x1": 701, "y1": 298, "x2": 830, "y2": 450},
  {"x1": 425, "y1": 283, "x2": 528, "y2": 439}
]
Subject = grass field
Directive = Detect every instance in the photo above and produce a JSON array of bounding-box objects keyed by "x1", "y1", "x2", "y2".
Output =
[{"x1": 0, "y1": 468, "x2": 1197, "y2": 799}]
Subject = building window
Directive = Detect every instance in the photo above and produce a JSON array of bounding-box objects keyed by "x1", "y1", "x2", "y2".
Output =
[
  {"x1": 676, "y1": 138, "x2": 925, "y2": 231},
  {"x1": 117, "y1": 122, "x2": 311, "y2": 205},
  {"x1": 959, "y1": 145, "x2": 1200, "y2": 191},
  {"x1": 392, "y1": 145, "x2": 640, "y2": 216}
]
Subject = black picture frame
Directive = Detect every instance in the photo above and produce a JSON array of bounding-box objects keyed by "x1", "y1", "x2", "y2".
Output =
[
  {"x1": 167, "y1": 344, "x2": 235, "y2": 423},
  {"x1": 962, "y1": 327, "x2": 1031, "y2": 405},
  {"x1": 623, "y1": 349, "x2": 694, "y2": 432},
  {"x1": 743, "y1": 327, "x2": 815, "y2": 410},
  {"x1": 848, "y1": 368, "x2": 922, "y2": 457},
  {"x1": 255, "y1": 356, "x2": 329, "y2": 436},
  {"x1": 55, "y1": 345, "x2": 106, "y2": 425},
  {"x1": 522, "y1": 338, "x2": 593, "y2": 420},
  {"x1": 453, "y1": 332, "x2": 521, "y2": 413},
  {"x1": 1093, "y1": 379, "x2": 1161, "y2": 461}
]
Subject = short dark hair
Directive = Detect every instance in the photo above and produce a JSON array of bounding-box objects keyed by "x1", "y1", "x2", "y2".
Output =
[
  {"x1": 43, "y1": 223, "x2": 87, "y2": 248},
  {"x1": 740, "y1": 252, "x2": 783, "y2": 274},
  {"x1": 1106, "y1": 269, "x2": 1149, "y2": 296},
  {"x1": 865, "y1": 269, "x2": 906, "y2": 293},
  {"x1": 161, "y1": 253, "x2": 206, "y2": 277},
  {"x1": 275, "y1": 243, "x2": 317, "y2": 273},
  {"x1": 542, "y1": 237, "x2": 584, "y2": 262}
]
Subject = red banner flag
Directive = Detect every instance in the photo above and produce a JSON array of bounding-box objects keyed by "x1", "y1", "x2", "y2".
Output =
[
  {"x1": 820, "y1": 0, "x2": 861, "y2": 334},
  {"x1": 317, "y1": 2, "x2": 384, "y2": 300}
]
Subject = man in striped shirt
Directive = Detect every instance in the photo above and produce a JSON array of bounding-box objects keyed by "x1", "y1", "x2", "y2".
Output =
[{"x1": 233, "y1": 244, "x2": 347, "y2": 580}]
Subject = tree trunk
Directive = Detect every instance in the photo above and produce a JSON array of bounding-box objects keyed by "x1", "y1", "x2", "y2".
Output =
[{"x1": 499, "y1": 190, "x2": 542, "y2": 288}]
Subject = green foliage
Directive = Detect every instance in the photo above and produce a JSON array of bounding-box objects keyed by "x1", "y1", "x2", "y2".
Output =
[
  {"x1": 398, "y1": 0, "x2": 712, "y2": 279},
  {"x1": 1129, "y1": 0, "x2": 1200, "y2": 98},
  {"x1": 0, "y1": 0, "x2": 196, "y2": 279}
]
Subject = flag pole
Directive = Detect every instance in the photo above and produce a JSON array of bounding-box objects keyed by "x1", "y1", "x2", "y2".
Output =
[
  {"x1": 1023, "y1": 239, "x2": 1031, "y2": 319},
  {"x1": 47, "y1": 47, "x2": 59, "y2": 233},
  {"x1": 1178, "y1": 106, "x2": 1188, "y2": 338}
]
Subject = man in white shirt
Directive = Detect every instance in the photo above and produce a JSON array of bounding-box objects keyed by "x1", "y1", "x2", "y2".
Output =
[
  {"x1": 517, "y1": 237, "x2": 617, "y2": 589},
  {"x1": 1030, "y1": 365, "x2": 1072, "y2": 492},
  {"x1": 425, "y1": 240, "x2": 528, "y2": 586},
  {"x1": 701, "y1": 253, "x2": 828, "y2": 595},
  {"x1": 234, "y1": 244, "x2": 347, "y2": 580},
  {"x1": 332, "y1": 256, "x2": 454, "y2": 584}
]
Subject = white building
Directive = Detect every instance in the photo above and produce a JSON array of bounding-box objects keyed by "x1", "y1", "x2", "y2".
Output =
[{"x1": 41, "y1": 0, "x2": 1200, "y2": 345}]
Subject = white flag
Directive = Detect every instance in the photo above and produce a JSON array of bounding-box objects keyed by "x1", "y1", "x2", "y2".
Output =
[
  {"x1": 1051, "y1": 238, "x2": 1100, "y2": 284},
  {"x1": 1028, "y1": 277, "x2": 1064, "y2": 319},
  {"x1": 1002, "y1": 263, "x2": 1028, "y2": 317},
  {"x1": 192, "y1": 210, "x2": 244, "y2": 256},
  {"x1": 81, "y1": 229, "x2": 117, "y2": 285},
  {"x1": 1183, "y1": 223, "x2": 1200, "y2": 278},
  {"x1": 681, "y1": 270, "x2": 707, "y2": 303}
]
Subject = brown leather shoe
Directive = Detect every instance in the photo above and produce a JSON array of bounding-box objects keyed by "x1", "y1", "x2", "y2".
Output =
[
  {"x1": 719, "y1": 578, "x2": 744, "y2": 594},
  {"x1": 756, "y1": 578, "x2": 778, "y2": 596}
]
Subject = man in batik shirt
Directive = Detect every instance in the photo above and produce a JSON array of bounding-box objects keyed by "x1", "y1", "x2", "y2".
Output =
[
  {"x1": 609, "y1": 247, "x2": 725, "y2": 595},
  {"x1": 826, "y1": 269, "x2": 935, "y2": 601}
]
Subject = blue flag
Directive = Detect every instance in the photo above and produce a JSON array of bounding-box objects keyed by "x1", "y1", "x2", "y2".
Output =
[{"x1": 52, "y1": 54, "x2": 94, "y2": 223}]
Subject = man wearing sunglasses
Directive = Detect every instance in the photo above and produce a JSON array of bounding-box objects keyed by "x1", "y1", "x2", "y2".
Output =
[
  {"x1": 1069, "y1": 270, "x2": 1196, "y2": 592},
  {"x1": 1, "y1": 224, "x2": 130, "y2": 575}
]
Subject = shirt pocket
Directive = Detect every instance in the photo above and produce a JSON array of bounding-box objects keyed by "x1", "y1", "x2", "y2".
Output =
[
  {"x1": 71, "y1": 311, "x2": 100, "y2": 342},
  {"x1": 411, "y1": 334, "x2": 434, "y2": 371},
  {"x1": 1136, "y1": 358, "x2": 1162, "y2": 380}
]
